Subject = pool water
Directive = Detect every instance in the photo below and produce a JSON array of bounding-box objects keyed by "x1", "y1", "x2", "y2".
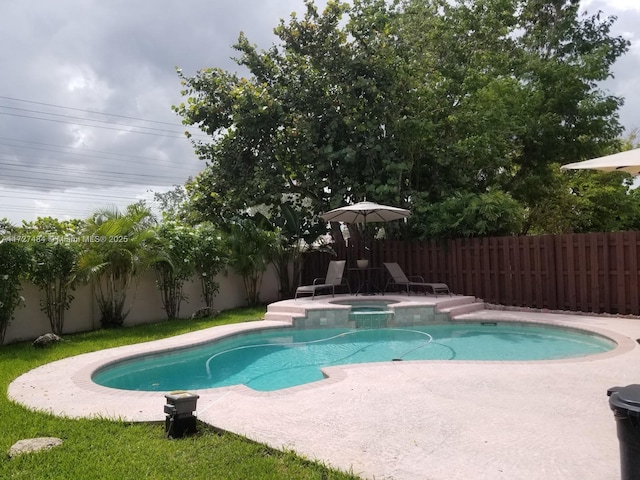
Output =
[{"x1": 93, "y1": 323, "x2": 615, "y2": 392}]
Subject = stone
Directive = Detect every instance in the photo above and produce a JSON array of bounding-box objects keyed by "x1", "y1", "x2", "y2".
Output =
[
  {"x1": 32, "y1": 333, "x2": 63, "y2": 348},
  {"x1": 8, "y1": 437, "x2": 63, "y2": 458},
  {"x1": 190, "y1": 307, "x2": 219, "y2": 319}
]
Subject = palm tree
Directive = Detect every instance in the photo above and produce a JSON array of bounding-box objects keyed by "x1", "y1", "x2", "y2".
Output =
[
  {"x1": 224, "y1": 217, "x2": 276, "y2": 306},
  {"x1": 77, "y1": 204, "x2": 158, "y2": 328}
]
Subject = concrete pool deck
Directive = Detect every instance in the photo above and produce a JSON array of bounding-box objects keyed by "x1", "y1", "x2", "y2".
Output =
[{"x1": 8, "y1": 294, "x2": 640, "y2": 480}]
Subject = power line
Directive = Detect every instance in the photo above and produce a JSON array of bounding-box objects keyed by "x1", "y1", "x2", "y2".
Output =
[
  {"x1": 0, "y1": 111, "x2": 193, "y2": 139},
  {"x1": 0, "y1": 105, "x2": 209, "y2": 139},
  {"x1": 0, "y1": 96, "x2": 208, "y2": 221},
  {"x1": 0, "y1": 185, "x2": 171, "y2": 212},
  {"x1": 0, "y1": 145, "x2": 201, "y2": 173},
  {"x1": 0, "y1": 95, "x2": 187, "y2": 127},
  {"x1": 0, "y1": 161, "x2": 185, "y2": 183},
  {"x1": 0, "y1": 190, "x2": 153, "y2": 203},
  {"x1": 0, "y1": 136, "x2": 179, "y2": 163}
]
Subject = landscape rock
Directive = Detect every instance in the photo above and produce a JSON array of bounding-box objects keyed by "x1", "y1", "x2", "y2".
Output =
[
  {"x1": 32, "y1": 333, "x2": 63, "y2": 348},
  {"x1": 8, "y1": 437, "x2": 63, "y2": 458}
]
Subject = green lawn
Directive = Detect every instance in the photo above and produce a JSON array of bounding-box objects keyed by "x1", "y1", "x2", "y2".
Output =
[{"x1": 0, "y1": 307, "x2": 360, "y2": 480}]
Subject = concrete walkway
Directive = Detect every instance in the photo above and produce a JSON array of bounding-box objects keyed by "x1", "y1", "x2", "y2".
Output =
[{"x1": 8, "y1": 300, "x2": 640, "y2": 480}]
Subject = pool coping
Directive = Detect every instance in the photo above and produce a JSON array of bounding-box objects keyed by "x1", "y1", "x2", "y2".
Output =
[{"x1": 8, "y1": 296, "x2": 640, "y2": 479}]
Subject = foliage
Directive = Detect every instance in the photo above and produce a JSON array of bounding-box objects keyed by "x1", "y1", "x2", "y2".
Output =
[
  {"x1": 152, "y1": 183, "x2": 197, "y2": 223},
  {"x1": 411, "y1": 190, "x2": 524, "y2": 239},
  {"x1": 77, "y1": 204, "x2": 159, "y2": 328},
  {"x1": 154, "y1": 221, "x2": 197, "y2": 319},
  {"x1": 0, "y1": 218, "x2": 16, "y2": 236},
  {"x1": 193, "y1": 222, "x2": 227, "y2": 308},
  {"x1": 0, "y1": 234, "x2": 30, "y2": 344},
  {"x1": 554, "y1": 170, "x2": 640, "y2": 233},
  {"x1": 28, "y1": 242, "x2": 78, "y2": 334},
  {"x1": 174, "y1": 0, "x2": 630, "y2": 238},
  {"x1": 223, "y1": 217, "x2": 277, "y2": 306},
  {"x1": 21, "y1": 217, "x2": 81, "y2": 335},
  {"x1": 260, "y1": 202, "x2": 333, "y2": 298}
]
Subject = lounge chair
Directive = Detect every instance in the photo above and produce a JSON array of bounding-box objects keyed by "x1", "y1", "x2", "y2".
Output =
[
  {"x1": 383, "y1": 262, "x2": 451, "y2": 296},
  {"x1": 295, "y1": 260, "x2": 351, "y2": 299}
]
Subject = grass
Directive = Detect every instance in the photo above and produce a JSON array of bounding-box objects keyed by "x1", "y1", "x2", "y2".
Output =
[{"x1": 0, "y1": 307, "x2": 360, "y2": 480}]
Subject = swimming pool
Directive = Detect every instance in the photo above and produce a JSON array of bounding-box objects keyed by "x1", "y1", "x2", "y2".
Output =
[{"x1": 92, "y1": 322, "x2": 616, "y2": 392}]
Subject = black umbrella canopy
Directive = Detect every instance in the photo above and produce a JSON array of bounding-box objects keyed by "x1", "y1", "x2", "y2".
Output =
[{"x1": 320, "y1": 201, "x2": 411, "y2": 224}]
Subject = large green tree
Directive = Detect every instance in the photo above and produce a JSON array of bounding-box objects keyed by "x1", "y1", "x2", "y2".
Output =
[
  {"x1": 174, "y1": 1, "x2": 407, "y2": 216},
  {"x1": 174, "y1": 0, "x2": 630, "y2": 239}
]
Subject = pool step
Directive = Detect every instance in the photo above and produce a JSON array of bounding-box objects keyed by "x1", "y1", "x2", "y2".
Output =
[
  {"x1": 264, "y1": 310, "x2": 305, "y2": 324},
  {"x1": 264, "y1": 303, "x2": 312, "y2": 324},
  {"x1": 263, "y1": 312, "x2": 299, "y2": 323},
  {"x1": 436, "y1": 297, "x2": 486, "y2": 318},
  {"x1": 264, "y1": 295, "x2": 488, "y2": 324}
]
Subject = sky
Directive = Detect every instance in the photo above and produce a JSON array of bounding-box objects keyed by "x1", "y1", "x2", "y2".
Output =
[{"x1": 0, "y1": 0, "x2": 639, "y2": 224}]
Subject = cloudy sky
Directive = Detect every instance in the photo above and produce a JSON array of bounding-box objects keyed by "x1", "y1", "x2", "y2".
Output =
[{"x1": 1, "y1": 0, "x2": 638, "y2": 224}]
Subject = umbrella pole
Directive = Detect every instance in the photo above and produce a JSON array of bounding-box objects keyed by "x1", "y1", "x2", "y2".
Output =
[{"x1": 364, "y1": 215, "x2": 373, "y2": 295}]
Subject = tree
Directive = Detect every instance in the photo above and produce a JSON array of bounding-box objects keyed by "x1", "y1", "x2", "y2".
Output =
[
  {"x1": 259, "y1": 202, "x2": 332, "y2": 298},
  {"x1": 174, "y1": 0, "x2": 629, "y2": 239},
  {"x1": 223, "y1": 217, "x2": 277, "y2": 306},
  {"x1": 192, "y1": 222, "x2": 227, "y2": 309},
  {"x1": 0, "y1": 229, "x2": 30, "y2": 345},
  {"x1": 77, "y1": 204, "x2": 158, "y2": 328},
  {"x1": 152, "y1": 184, "x2": 198, "y2": 224},
  {"x1": 174, "y1": 1, "x2": 411, "y2": 226},
  {"x1": 154, "y1": 221, "x2": 196, "y2": 319},
  {"x1": 410, "y1": 190, "x2": 525, "y2": 239},
  {"x1": 19, "y1": 217, "x2": 81, "y2": 336},
  {"x1": 505, "y1": 0, "x2": 629, "y2": 216}
]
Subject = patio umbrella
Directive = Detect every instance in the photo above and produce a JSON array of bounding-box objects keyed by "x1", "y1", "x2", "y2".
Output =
[
  {"x1": 320, "y1": 201, "x2": 410, "y2": 293},
  {"x1": 320, "y1": 200, "x2": 411, "y2": 225},
  {"x1": 560, "y1": 148, "x2": 640, "y2": 175}
]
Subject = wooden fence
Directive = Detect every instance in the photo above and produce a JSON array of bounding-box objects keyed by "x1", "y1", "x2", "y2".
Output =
[{"x1": 301, "y1": 231, "x2": 640, "y2": 316}]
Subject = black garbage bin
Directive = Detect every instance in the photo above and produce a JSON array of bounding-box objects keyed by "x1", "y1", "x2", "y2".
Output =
[{"x1": 608, "y1": 385, "x2": 640, "y2": 480}]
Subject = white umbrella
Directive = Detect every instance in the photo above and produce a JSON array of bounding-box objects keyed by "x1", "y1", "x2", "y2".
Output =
[
  {"x1": 320, "y1": 200, "x2": 411, "y2": 224},
  {"x1": 560, "y1": 148, "x2": 640, "y2": 175},
  {"x1": 320, "y1": 201, "x2": 410, "y2": 292}
]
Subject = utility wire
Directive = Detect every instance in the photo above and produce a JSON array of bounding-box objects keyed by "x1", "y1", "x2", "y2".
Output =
[
  {"x1": 0, "y1": 96, "x2": 207, "y2": 220},
  {"x1": 0, "y1": 162, "x2": 185, "y2": 183},
  {"x1": 0, "y1": 136, "x2": 184, "y2": 163},
  {"x1": 0, "y1": 148, "x2": 200, "y2": 174},
  {"x1": 0, "y1": 105, "x2": 208, "y2": 138},
  {"x1": 0, "y1": 112, "x2": 194, "y2": 139},
  {"x1": 0, "y1": 95, "x2": 190, "y2": 127}
]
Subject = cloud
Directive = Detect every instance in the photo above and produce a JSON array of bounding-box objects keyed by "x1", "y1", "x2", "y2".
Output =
[
  {"x1": 0, "y1": 0, "x2": 637, "y2": 223},
  {"x1": 582, "y1": 0, "x2": 640, "y2": 13},
  {"x1": 583, "y1": 1, "x2": 640, "y2": 135},
  {"x1": 0, "y1": 0, "x2": 323, "y2": 223}
]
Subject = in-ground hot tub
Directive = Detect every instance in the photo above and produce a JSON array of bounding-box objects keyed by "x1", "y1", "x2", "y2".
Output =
[{"x1": 289, "y1": 297, "x2": 445, "y2": 329}]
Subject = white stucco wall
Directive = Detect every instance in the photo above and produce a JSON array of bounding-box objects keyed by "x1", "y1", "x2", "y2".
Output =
[{"x1": 5, "y1": 265, "x2": 280, "y2": 344}]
